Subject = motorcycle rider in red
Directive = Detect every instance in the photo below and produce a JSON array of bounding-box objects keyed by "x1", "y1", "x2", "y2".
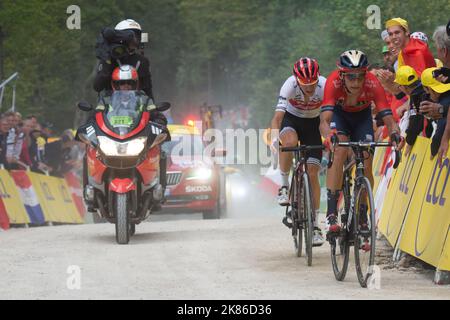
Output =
[
  {"x1": 77, "y1": 63, "x2": 171, "y2": 243},
  {"x1": 320, "y1": 50, "x2": 403, "y2": 234},
  {"x1": 81, "y1": 64, "x2": 169, "y2": 211}
]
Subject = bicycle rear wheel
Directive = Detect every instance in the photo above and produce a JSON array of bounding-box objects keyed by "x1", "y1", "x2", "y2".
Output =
[
  {"x1": 330, "y1": 175, "x2": 351, "y2": 281},
  {"x1": 302, "y1": 173, "x2": 313, "y2": 266},
  {"x1": 353, "y1": 177, "x2": 376, "y2": 288}
]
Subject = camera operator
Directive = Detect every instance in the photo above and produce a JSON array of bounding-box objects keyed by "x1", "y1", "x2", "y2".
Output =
[
  {"x1": 394, "y1": 65, "x2": 434, "y2": 156},
  {"x1": 93, "y1": 19, "x2": 154, "y2": 100}
]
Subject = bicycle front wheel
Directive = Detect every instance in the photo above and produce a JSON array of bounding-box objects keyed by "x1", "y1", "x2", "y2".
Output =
[
  {"x1": 353, "y1": 177, "x2": 376, "y2": 288},
  {"x1": 294, "y1": 175, "x2": 303, "y2": 258},
  {"x1": 302, "y1": 173, "x2": 314, "y2": 266},
  {"x1": 330, "y1": 174, "x2": 351, "y2": 281}
]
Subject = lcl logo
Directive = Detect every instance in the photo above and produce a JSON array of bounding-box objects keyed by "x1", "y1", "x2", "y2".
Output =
[
  {"x1": 426, "y1": 158, "x2": 450, "y2": 207},
  {"x1": 399, "y1": 154, "x2": 417, "y2": 195}
]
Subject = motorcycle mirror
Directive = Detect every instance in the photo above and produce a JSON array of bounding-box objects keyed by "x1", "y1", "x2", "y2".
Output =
[
  {"x1": 77, "y1": 101, "x2": 93, "y2": 112},
  {"x1": 156, "y1": 102, "x2": 171, "y2": 112}
]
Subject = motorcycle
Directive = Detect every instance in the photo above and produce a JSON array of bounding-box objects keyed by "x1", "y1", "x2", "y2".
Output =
[{"x1": 76, "y1": 90, "x2": 170, "y2": 244}]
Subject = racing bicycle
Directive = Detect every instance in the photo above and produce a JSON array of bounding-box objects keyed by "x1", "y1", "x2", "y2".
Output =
[
  {"x1": 327, "y1": 140, "x2": 400, "y2": 287},
  {"x1": 281, "y1": 145, "x2": 325, "y2": 266}
]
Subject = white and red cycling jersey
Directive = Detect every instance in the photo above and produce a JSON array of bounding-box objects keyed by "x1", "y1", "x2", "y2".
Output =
[{"x1": 275, "y1": 75, "x2": 327, "y2": 118}]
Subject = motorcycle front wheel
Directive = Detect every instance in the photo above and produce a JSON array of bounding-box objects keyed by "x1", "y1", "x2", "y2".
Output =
[{"x1": 115, "y1": 193, "x2": 130, "y2": 245}]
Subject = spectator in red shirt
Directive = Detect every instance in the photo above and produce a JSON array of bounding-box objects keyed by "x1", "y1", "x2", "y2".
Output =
[{"x1": 386, "y1": 17, "x2": 436, "y2": 76}]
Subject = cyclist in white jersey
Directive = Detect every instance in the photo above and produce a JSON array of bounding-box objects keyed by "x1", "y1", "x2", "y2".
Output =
[{"x1": 270, "y1": 57, "x2": 326, "y2": 246}]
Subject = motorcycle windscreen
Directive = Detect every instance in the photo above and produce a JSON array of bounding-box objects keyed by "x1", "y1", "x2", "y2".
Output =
[{"x1": 104, "y1": 90, "x2": 146, "y2": 136}]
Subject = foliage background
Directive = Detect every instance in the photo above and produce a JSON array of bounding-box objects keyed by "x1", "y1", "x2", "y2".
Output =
[{"x1": 0, "y1": 0, "x2": 448, "y2": 130}]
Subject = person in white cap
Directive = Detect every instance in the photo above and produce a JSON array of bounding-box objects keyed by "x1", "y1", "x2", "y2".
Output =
[
  {"x1": 381, "y1": 29, "x2": 399, "y2": 69},
  {"x1": 410, "y1": 31, "x2": 429, "y2": 44},
  {"x1": 93, "y1": 19, "x2": 155, "y2": 100}
]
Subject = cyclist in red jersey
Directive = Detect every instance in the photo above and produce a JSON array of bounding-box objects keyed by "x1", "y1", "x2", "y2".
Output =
[{"x1": 319, "y1": 50, "x2": 403, "y2": 233}]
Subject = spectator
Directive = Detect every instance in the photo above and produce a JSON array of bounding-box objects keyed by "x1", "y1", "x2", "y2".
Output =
[
  {"x1": 370, "y1": 64, "x2": 409, "y2": 141},
  {"x1": 25, "y1": 115, "x2": 39, "y2": 130},
  {"x1": 17, "y1": 118, "x2": 33, "y2": 168},
  {"x1": 381, "y1": 29, "x2": 399, "y2": 69},
  {"x1": 45, "y1": 130, "x2": 82, "y2": 177},
  {"x1": 11, "y1": 112, "x2": 25, "y2": 167},
  {"x1": 432, "y1": 24, "x2": 450, "y2": 85},
  {"x1": 420, "y1": 67, "x2": 450, "y2": 159},
  {"x1": 3, "y1": 111, "x2": 18, "y2": 167},
  {"x1": 394, "y1": 65, "x2": 434, "y2": 156},
  {"x1": 386, "y1": 17, "x2": 436, "y2": 76},
  {"x1": 0, "y1": 112, "x2": 82, "y2": 175},
  {"x1": 29, "y1": 126, "x2": 51, "y2": 174},
  {"x1": 61, "y1": 130, "x2": 84, "y2": 174},
  {"x1": 438, "y1": 111, "x2": 450, "y2": 165},
  {"x1": 0, "y1": 117, "x2": 10, "y2": 168},
  {"x1": 433, "y1": 25, "x2": 450, "y2": 68},
  {"x1": 41, "y1": 122, "x2": 55, "y2": 142},
  {"x1": 434, "y1": 22, "x2": 450, "y2": 164},
  {"x1": 382, "y1": 45, "x2": 395, "y2": 68},
  {"x1": 410, "y1": 31, "x2": 444, "y2": 68}
]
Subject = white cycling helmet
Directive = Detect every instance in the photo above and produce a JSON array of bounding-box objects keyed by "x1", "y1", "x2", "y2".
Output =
[{"x1": 115, "y1": 19, "x2": 141, "y2": 31}]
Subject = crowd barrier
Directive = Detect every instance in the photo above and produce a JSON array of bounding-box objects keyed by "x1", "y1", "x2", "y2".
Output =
[
  {"x1": 2, "y1": 138, "x2": 447, "y2": 271},
  {"x1": 375, "y1": 136, "x2": 450, "y2": 272},
  {"x1": 0, "y1": 170, "x2": 85, "y2": 230}
]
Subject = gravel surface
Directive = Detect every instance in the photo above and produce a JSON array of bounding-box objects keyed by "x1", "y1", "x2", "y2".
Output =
[{"x1": 0, "y1": 216, "x2": 449, "y2": 300}]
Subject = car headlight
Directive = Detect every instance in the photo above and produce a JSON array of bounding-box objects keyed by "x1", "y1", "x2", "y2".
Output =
[
  {"x1": 186, "y1": 168, "x2": 213, "y2": 180},
  {"x1": 98, "y1": 136, "x2": 147, "y2": 157}
]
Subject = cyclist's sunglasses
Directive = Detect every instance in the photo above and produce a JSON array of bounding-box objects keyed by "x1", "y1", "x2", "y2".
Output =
[
  {"x1": 343, "y1": 72, "x2": 366, "y2": 81},
  {"x1": 296, "y1": 77, "x2": 318, "y2": 86}
]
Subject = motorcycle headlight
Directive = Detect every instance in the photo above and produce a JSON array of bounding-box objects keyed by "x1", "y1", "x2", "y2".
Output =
[
  {"x1": 186, "y1": 168, "x2": 213, "y2": 181},
  {"x1": 98, "y1": 136, "x2": 147, "y2": 157}
]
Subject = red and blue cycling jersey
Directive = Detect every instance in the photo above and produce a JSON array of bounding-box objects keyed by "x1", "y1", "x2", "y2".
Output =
[{"x1": 320, "y1": 70, "x2": 392, "y2": 116}]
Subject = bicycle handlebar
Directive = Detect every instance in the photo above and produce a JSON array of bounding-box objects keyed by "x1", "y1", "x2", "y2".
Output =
[
  {"x1": 327, "y1": 141, "x2": 401, "y2": 169},
  {"x1": 336, "y1": 141, "x2": 391, "y2": 148},
  {"x1": 281, "y1": 145, "x2": 325, "y2": 153}
]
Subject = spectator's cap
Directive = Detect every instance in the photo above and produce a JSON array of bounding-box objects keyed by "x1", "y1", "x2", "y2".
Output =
[
  {"x1": 410, "y1": 31, "x2": 428, "y2": 43},
  {"x1": 386, "y1": 17, "x2": 409, "y2": 32},
  {"x1": 394, "y1": 65, "x2": 419, "y2": 86},
  {"x1": 382, "y1": 45, "x2": 390, "y2": 54},
  {"x1": 421, "y1": 67, "x2": 450, "y2": 93},
  {"x1": 381, "y1": 29, "x2": 389, "y2": 41}
]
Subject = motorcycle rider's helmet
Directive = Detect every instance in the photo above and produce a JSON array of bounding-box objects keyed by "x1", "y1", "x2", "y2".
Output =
[
  {"x1": 111, "y1": 65, "x2": 138, "y2": 90},
  {"x1": 337, "y1": 50, "x2": 369, "y2": 73},
  {"x1": 115, "y1": 19, "x2": 142, "y2": 46},
  {"x1": 293, "y1": 57, "x2": 320, "y2": 85}
]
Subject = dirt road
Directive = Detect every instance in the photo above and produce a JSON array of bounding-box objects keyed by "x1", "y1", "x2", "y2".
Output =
[{"x1": 0, "y1": 215, "x2": 448, "y2": 299}]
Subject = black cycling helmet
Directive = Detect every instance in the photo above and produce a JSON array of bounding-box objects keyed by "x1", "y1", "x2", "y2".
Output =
[{"x1": 337, "y1": 50, "x2": 369, "y2": 72}]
